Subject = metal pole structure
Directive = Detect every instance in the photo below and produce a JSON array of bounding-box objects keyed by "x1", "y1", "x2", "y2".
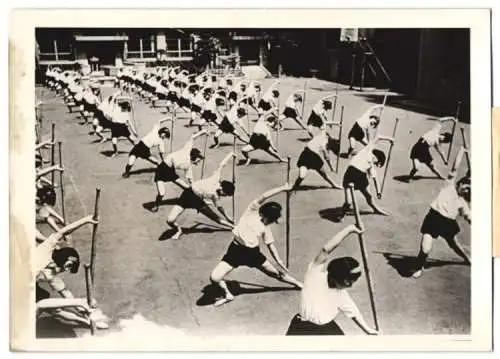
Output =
[
  {"x1": 90, "y1": 188, "x2": 101, "y2": 284},
  {"x1": 57, "y1": 141, "x2": 66, "y2": 223},
  {"x1": 285, "y1": 157, "x2": 291, "y2": 268},
  {"x1": 348, "y1": 183, "x2": 380, "y2": 331}
]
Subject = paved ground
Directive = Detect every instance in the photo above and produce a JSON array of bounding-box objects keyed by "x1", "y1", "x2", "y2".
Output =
[{"x1": 35, "y1": 76, "x2": 470, "y2": 338}]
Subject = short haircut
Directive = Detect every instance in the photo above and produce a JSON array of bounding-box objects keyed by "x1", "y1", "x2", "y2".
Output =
[
  {"x1": 372, "y1": 149, "x2": 386, "y2": 167},
  {"x1": 327, "y1": 257, "x2": 361, "y2": 288},
  {"x1": 220, "y1": 180, "x2": 235, "y2": 196},
  {"x1": 190, "y1": 148, "x2": 204, "y2": 162},
  {"x1": 226, "y1": 79, "x2": 233, "y2": 86},
  {"x1": 440, "y1": 132, "x2": 453, "y2": 143},
  {"x1": 272, "y1": 90, "x2": 280, "y2": 98},
  {"x1": 37, "y1": 185, "x2": 56, "y2": 206},
  {"x1": 457, "y1": 175, "x2": 471, "y2": 202},
  {"x1": 293, "y1": 94, "x2": 303, "y2": 102},
  {"x1": 158, "y1": 127, "x2": 171, "y2": 138},
  {"x1": 259, "y1": 201, "x2": 282, "y2": 223},
  {"x1": 369, "y1": 115, "x2": 380, "y2": 127},
  {"x1": 52, "y1": 247, "x2": 80, "y2": 273},
  {"x1": 237, "y1": 107, "x2": 247, "y2": 118},
  {"x1": 323, "y1": 100, "x2": 332, "y2": 110}
]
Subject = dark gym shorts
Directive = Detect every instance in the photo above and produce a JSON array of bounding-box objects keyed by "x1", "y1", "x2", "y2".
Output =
[
  {"x1": 95, "y1": 110, "x2": 113, "y2": 129},
  {"x1": 129, "y1": 141, "x2": 151, "y2": 159},
  {"x1": 191, "y1": 104, "x2": 202, "y2": 113},
  {"x1": 154, "y1": 162, "x2": 179, "y2": 182},
  {"x1": 111, "y1": 123, "x2": 131, "y2": 138},
  {"x1": 178, "y1": 188, "x2": 206, "y2": 210},
  {"x1": 283, "y1": 106, "x2": 298, "y2": 119},
  {"x1": 36, "y1": 283, "x2": 51, "y2": 303},
  {"x1": 343, "y1": 165, "x2": 369, "y2": 190},
  {"x1": 178, "y1": 97, "x2": 191, "y2": 108},
  {"x1": 228, "y1": 91, "x2": 238, "y2": 102},
  {"x1": 249, "y1": 133, "x2": 271, "y2": 150},
  {"x1": 420, "y1": 208, "x2": 460, "y2": 241},
  {"x1": 221, "y1": 240, "x2": 267, "y2": 268},
  {"x1": 297, "y1": 147, "x2": 324, "y2": 171},
  {"x1": 201, "y1": 110, "x2": 217, "y2": 123},
  {"x1": 219, "y1": 117, "x2": 235, "y2": 133},
  {"x1": 286, "y1": 314, "x2": 344, "y2": 336},
  {"x1": 307, "y1": 111, "x2": 324, "y2": 128},
  {"x1": 258, "y1": 99, "x2": 271, "y2": 111},
  {"x1": 167, "y1": 92, "x2": 179, "y2": 103},
  {"x1": 348, "y1": 122, "x2": 365, "y2": 142},
  {"x1": 410, "y1": 138, "x2": 433, "y2": 164}
]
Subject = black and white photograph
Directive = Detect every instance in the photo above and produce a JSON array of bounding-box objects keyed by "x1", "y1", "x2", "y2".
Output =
[{"x1": 9, "y1": 8, "x2": 492, "y2": 351}]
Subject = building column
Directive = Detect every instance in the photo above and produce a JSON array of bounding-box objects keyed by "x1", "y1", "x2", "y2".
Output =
[
  {"x1": 156, "y1": 32, "x2": 167, "y2": 51},
  {"x1": 139, "y1": 38, "x2": 143, "y2": 59},
  {"x1": 53, "y1": 40, "x2": 59, "y2": 61},
  {"x1": 123, "y1": 41, "x2": 128, "y2": 60}
]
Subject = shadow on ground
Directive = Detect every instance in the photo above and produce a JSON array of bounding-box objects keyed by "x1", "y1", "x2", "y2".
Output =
[
  {"x1": 36, "y1": 316, "x2": 80, "y2": 338},
  {"x1": 376, "y1": 251, "x2": 468, "y2": 278},
  {"x1": 158, "y1": 223, "x2": 230, "y2": 241},
  {"x1": 196, "y1": 281, "x2": 298, "y2": 306}
]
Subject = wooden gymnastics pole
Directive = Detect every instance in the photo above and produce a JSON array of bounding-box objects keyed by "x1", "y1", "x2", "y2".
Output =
[
  {"x1": 332, "y1": 89, "x2": 338, "y2": 123},
  {"x1": 301, "y1": 80, "x2": 308, "y2": 121},
  {"x1": 460, "y1": 127, "x2": 471, "y2": 172},
  {"x1": 285, "y1": 157, "x2": 291, "y2": 268},
  {"x1": 232, "y1": 136, "x2": 236, "y2": 220},
  {"x1": 335, "y1": 106, "x2": 345, "y2": 174},
  {"x1": 348, "y1": 183, "x2": 380, "y2": 331},
  {"x1": 379, "y1": 118, "x2": 399, "y2": 197},
  {"x1": 90, "y1": 188, "x2": 101, "y2": 284},
  {"x1": 201, "y1": 132, "x2": 209, "y2": 179},
  {"x1": 50, "y1": 123, "x2": 55, "y2": 186},
  {"x1": 57, "y1": 141, "x2": 66, "y2": 223},
  {"x1": 84, "y1": 263, "x2": 97, "y2": 335},
  {"x1": 170, "y1": 113, "x2": 175, "y2": 153},
  {"x1": 446, "y1": 101, "x2": 461, "y2": 163}
]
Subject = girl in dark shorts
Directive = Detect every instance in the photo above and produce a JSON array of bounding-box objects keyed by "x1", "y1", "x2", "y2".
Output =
[
  {"x1": 341, "y1": 136, "x2": 391, "y2": 217},
  {"x1": 240, "y1": 109, "x2": 287, "y2": 165},
  {"x1": 306, "y1": 94, "x2": 337, "y2": 137},
  {"x1": 211, "y1": 97, "x2": 251, "y2": 149},
  {"x1": 257, "y1": 80, "x2": 280, "y2": 115},
  {"x1": 165, "y1": 152, "x2": 236, "y2": 240},
  {"x1": 277, "y1": 90, "x2": 307, "y2": 131},
  {"x1": 286, "y1": 225, "x2": 379, "y2": 336},
  {"x1": 412, "y1": 147, "x2": 471, "y2": 278},
  {"x1": 109, "y1": 101, "x2": 138, "y2": 157},
  {"x1": 122, "y1": 122, "x2": 171, "y2": 178},
  {"x1": 209, "y1": 183, "x2": 303, "y2": 307},
  {"x1": 407, "y1": 117, "x2": 455, "y2": 181},
  {"x1": 152, "y1": 130, "x2": 208, "y2": 212},
  {"x1": 291, "y1": 130, "x2": 341, "y2": 191},
  {"x1": 346, "y1": 105, "x2": 383, "y2": 157}
]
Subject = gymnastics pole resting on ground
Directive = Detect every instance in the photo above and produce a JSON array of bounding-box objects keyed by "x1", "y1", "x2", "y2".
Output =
[
  {"x1": 57, "y1": 141, "x2": 66, "y2": 223},
  {"x1": 285, "y1": 157, "x2": 291, "y2": 268},
  {"x1": 84, "y1": 263, "x2": 97, "y2": 335},
  {"x1": 90, "y1": 188, "x2": 101, "y2": 285},
  {"x1": 326, "y1": 106, "x2": 345, "y2": 174},
  {"x1": 348, "y1": 183, "x2": 380, "y2": 331},
  {"x1": 379, "y1": 118, "x2": 399, "y2": 197}
]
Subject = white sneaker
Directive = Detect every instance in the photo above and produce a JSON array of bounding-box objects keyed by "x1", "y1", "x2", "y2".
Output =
[{"x1": 412, "y1": 269, "x2": 423, "y2": 279}]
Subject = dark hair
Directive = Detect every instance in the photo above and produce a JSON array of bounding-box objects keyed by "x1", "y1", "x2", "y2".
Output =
[
  {"x1": 241, "y1": 84, "x2": 247, "y2": 91},
  {"x1": 327, "y1": 257, "x2": 361, "y2": 289},
  {"x1": 226, "y1": 79, "x2": 233, "y2": 86},
  {"x1": 440, "y1": 132, "x2": 453, "y2": 144},
  {"x1": 254, "y1": 84, "x2": 261, "y2": 90},
  {"x1": 119, "y1": 101, "x2": 132, "y2": 112},
  {"x1": 52, "y1": 247, "x2": 80, "y2": 273},
  {"x1": 372, "y1": 149, "x2": 386, "y2": 167},
  {"x1": 158, "y1": 127, "x2": 171, "y2": 138},
  {"x1": 37, "y1": 185, "x2": 56, "y2": 206},
  {"x1": 190, "y1": 148, "x2": 204, "y2": 162},
  {"x1": 272, "y1": 90, "x2": 280, "y2": 98},
  {"x1": 369, "y1": 115, "x2": 380, "y2": 127},
  {"x1": 211, "y1": 75, "x2": 217, "y2": 82},
  {"x1": 215, "y1": 98, "x2": 226, "y2": 107},
  {"x1": 323, "y1": 100, "x2": 332, "y2": 110},
  {"x1": 293, "y1": 94, "x2": 303, "y2": 102},
  {"x1": 237, "y1": 107, "x2": 247, "y2": 118},
  {"x1": 220, "y1": 180, "x2": 235, "y2": 196},
  {"x1": 259, "y1": 201, "x2": 282, "y2": 223}
]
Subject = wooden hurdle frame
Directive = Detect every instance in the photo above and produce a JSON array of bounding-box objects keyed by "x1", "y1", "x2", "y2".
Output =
[{"x1": 460, "y1": 127, "x2": 471, "y2": 172}]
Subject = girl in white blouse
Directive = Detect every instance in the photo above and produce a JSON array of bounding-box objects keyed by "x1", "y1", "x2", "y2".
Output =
[{"x1": 286, "y1": 224, "x2": 379, "y2": 335}]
